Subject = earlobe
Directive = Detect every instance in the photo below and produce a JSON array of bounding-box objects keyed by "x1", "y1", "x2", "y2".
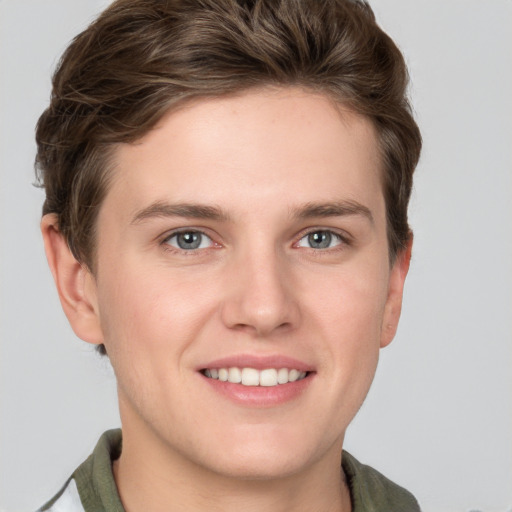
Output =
[
  {"x1": 41, "y1": 214, "x2": 104, "y2": 345},
  {"x1": 380, "y1": 236, "x2": 413, "y2": 348}
]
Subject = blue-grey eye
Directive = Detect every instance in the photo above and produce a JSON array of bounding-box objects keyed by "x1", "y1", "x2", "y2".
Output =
[
  {"x1": 166, "y1": 231, "x2": 213, "y2": 250},
  {"x1": 298, "y1": 230, "x2": 342, "y2": 249}
]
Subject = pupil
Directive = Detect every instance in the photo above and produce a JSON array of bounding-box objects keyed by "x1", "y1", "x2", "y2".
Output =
[
  {"x1": 177, "y1": 232, "x2": 201, "y2": 249},
  {"x1": 309, "y1": 231, "x2": 331, "y2": 249}
]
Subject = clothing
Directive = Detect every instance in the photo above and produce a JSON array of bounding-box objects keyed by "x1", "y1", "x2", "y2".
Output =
[{"x1": 38, "y1": 429, "x2": 420, "y2": 512}]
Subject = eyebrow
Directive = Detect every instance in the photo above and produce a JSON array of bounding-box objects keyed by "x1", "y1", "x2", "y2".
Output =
[
  {"x1": 291, "y1": 200, "x2": 374, "y2": 224},
  {"x1": 130, "y1": 199, "x2": 374, "y2": 225},
  {"x1": 131, "y1": 201, "x2": 230, "y2": 224}
]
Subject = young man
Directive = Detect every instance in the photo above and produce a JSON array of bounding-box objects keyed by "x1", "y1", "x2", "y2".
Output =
[{"x1": 36, "y1": 0, "x2": 422, "y2": 510}]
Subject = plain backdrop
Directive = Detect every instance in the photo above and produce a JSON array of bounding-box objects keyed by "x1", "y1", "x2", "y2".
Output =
[{"x1": 1, "y1": 1, "x2": 511, "y2": 511}]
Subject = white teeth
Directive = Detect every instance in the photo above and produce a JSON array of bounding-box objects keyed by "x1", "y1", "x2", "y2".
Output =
[
  {"x1": 203, "y1": 367, "x2": 308, "y2": 386},
  {"x1": 259, "y1": 368, "x2": 278, "y2": 387},
  {"x1": 277, "y1": 368, "x2": 289, "y2": 384},
  {"x1": 241, "y1": 367, "x2": 259, "y2": 386},
  {"x1": 288, "y1": 369, "x2": 300, "y2": 382},
  {"x1": 228, "y1": 367, "x2": 242, "y2": 384}
]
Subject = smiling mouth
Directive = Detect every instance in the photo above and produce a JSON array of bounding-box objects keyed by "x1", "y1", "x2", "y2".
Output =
[{"x1": 201, "y1": 367, "x2": 309, "y2": 387}]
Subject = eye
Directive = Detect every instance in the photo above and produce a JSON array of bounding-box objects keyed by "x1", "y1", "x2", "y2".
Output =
[
  {"x1": 164, "y1": 230, "x2": 214, "y2": 251},
  {"x1": 297, "y1": 230, "x2": 343, "y2": 249}
]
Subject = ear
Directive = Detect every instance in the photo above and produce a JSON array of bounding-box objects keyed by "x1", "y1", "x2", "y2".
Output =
[
  {"x1": 380, "y1": 236, "x2": 413, "y2": 348},
  {"x1": 41, "y1": 214, "x2": 103, "y2": 345}
]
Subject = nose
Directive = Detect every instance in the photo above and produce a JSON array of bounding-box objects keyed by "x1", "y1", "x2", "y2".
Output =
[{"x1": 220, "y1": 249, "x2": 300, "y2": 337}]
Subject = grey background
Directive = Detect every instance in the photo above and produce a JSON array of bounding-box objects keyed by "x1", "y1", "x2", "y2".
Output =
[{"x1": 1, "y1": 1, "x2": 511, "y2": 511}]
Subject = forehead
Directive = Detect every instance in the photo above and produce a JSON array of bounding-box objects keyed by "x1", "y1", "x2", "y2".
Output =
[{"x1": 104, "y1": 87, "x2": 383, "y2": 222}]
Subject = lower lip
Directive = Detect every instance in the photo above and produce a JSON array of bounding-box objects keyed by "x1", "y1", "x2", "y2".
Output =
[{"x1": 201, "y1": 373, "x2": 314, "y2": 407}]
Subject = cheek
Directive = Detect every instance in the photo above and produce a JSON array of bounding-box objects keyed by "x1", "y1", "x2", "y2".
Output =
[
  {"x1": 96, "y1": 263, "x2": 218, "y2": 359},
  {"x1": 309, "y1": 262, "x2": 389, "y2": 390},
  {"x1": 313, "y1": 263, "x2": 389, "y2": 340},
  {"x1": 95, "y1": 269, "x2": 202, "y2": 411}
]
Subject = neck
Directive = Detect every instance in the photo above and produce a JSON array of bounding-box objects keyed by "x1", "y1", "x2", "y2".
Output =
[{"x1": 114, "y1": 423, "x2": 352, "y2": 512}]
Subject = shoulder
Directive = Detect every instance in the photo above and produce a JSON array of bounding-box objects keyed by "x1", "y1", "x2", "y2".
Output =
[
  {"x1": 37, "y1": 478, "x2": 84, "y2": 512},
  {"x1": 342, "y1": 450, "x2": 421, "y2": 512},
  {"x1": 37, "y1": 429, "x2": 124, "y2": 512}
]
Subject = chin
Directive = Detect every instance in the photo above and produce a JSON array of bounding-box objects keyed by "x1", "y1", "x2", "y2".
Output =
[
  {"x1": 207, "y1": 452, "x2": 310, "y2": 481},
  {"x1": 192, "y1": 430, "x2": 326, "y2": 481}
]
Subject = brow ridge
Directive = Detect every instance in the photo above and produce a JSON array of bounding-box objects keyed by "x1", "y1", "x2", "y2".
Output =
[
  {"x1": 131, "y1": 201, "x2": 229, "y2": 224},
  {"x1": 292, "y1": 200, "x2": 374, "y2": 223},
  {"x1": 131, "y1": 199, "x2": 373, "y2": 225}
]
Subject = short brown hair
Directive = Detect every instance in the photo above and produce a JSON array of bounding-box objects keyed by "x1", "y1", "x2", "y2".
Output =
[{"x1": 36, "y1": 0, "x2": 421, "y2": 271}]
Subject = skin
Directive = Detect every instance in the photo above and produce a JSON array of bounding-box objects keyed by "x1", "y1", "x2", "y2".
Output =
[{"x1": 42, "y1": 87, "x2": 411, "y2": 512}]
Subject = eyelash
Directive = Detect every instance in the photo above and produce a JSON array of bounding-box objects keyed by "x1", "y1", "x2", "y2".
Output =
[
  {"x1": 159, "y1": 228, "x2": 351, "y2": 254},
  {"x1": 161, "y1": 229, "x2": 217, "y2": 253},
  {"x1": 295, "y1": 229, "x2": 350, "y2": 251}
]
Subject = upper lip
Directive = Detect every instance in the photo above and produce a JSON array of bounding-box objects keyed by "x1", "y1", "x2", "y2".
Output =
[{"x1": 197, "y1": 354, "x2": 314, "y2": 372}]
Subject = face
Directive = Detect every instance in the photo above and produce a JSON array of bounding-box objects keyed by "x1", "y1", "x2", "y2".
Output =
[{"x1": 72, "y1": 88, "x2": 409, "y2": 479}]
